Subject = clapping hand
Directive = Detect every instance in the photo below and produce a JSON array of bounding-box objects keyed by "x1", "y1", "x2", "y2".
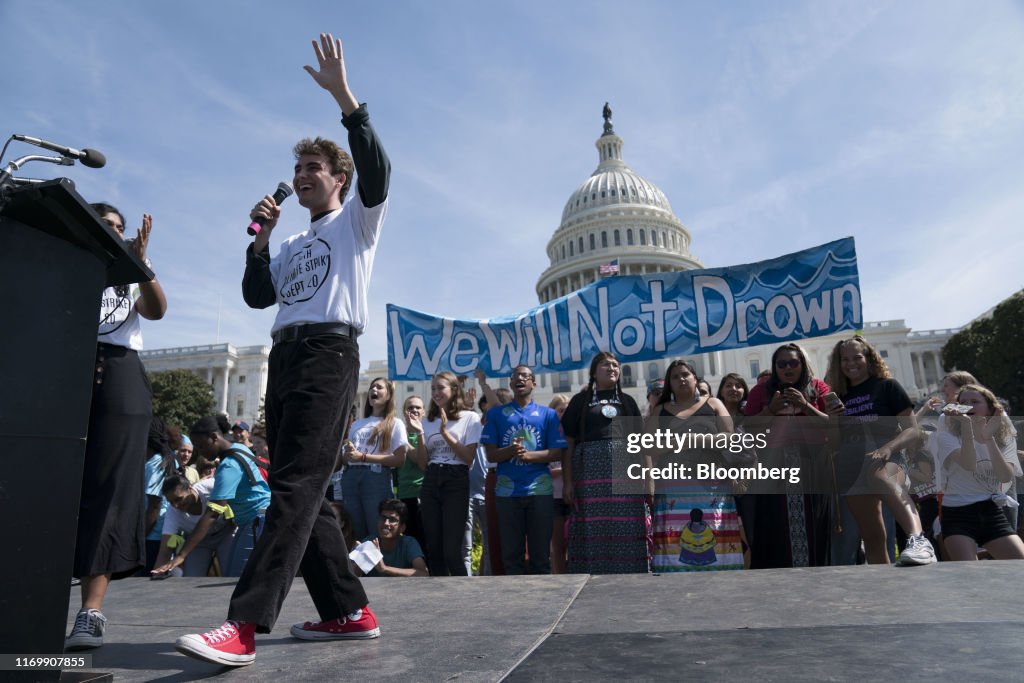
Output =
[
  {"x1": 131, "y1": 213, "x2": 152, "y2": 261},
  {"x1": 981, "y1": 404, "x2": 1006, "y2": 440}
]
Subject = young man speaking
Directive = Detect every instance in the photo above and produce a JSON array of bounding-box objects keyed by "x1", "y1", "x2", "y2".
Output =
[{"x1": 175, "y1": 33, "x2": 390, "y2": 667}]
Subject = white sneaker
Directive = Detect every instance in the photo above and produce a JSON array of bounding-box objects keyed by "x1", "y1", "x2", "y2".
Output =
[
  {"x1": 897, "y1": 533, "x2": 937, "y2": 566},
  {"x1": 65, "y1": 608, "x2": 107, "y2": 650}
]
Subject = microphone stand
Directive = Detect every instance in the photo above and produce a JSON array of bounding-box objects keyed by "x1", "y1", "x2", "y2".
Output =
[{"x1": 0, "y1": 153, "x2": 74, "y2": 211}]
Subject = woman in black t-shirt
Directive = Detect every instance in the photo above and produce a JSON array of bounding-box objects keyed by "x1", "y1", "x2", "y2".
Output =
[
  {"x1": 560, "y1": 352, "x2": 647, "y2": 573},
  {"x1": 825, "y1": 336, "x2": 936, "y2": 566}
]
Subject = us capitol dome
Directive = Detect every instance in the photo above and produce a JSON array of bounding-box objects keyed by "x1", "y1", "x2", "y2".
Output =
[{"x1": 535, "y1": 103, "x2": 703, "y2": 305}]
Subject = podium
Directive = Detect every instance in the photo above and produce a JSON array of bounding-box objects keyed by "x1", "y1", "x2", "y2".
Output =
[{"x1": 0, "y1": 179, "x2": 152, "y2": 682}]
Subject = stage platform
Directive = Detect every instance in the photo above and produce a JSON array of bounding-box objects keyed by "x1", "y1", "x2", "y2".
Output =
[{"x1": 63, "y1": 563, "x2": 1024, "y2": 681}]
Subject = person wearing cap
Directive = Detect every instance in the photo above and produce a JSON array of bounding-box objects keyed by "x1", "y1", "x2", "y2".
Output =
[
  {"x1": 231, "y1": 421, "x2": 253, "y2": 448},
  {"x1": 173, "y1": 33, "x2": 389, "y2": 667},
  {"x1": 645, "y1": 379, "x2": 665, "y2": 418}
]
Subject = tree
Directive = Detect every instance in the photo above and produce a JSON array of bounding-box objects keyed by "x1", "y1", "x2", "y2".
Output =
[
  {"x1": 148, "y1": 369, "x2": 216, "y2": 431},
  {"x1": 942, "y1": 290, "x2": 1024, "y2": 412}
]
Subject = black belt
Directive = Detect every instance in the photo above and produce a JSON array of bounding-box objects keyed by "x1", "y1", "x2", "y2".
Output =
[
  {"x1": 271, "y1": 322, "x2": 359, "y2": 345},
  {"x1": 427, "y1": 463, "x2": 469, "y2": 470}
]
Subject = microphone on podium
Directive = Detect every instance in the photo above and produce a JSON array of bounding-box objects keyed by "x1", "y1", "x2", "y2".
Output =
[{"x1": 12, "y1": 134, "x2": 106, "y2": 168}]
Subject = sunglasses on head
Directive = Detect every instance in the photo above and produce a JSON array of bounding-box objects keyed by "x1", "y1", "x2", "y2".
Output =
[{"x1": 775, "y1": 359, "x2": 801, "y2": 370}]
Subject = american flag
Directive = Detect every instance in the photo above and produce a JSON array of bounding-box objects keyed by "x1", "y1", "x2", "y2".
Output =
[{"x1": 599, "y1": 259, "x2": 620, "y2": 275}]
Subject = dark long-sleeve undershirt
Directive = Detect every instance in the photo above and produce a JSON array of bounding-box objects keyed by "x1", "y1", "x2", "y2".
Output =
[{"x1": 242, "y1": 104, "x2": 390, "y2": 310}]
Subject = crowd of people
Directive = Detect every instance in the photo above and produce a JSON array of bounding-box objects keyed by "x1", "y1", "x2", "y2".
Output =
[
  {"x1": 121, "y1": 337, "x2": 1024, "y2": 592},
  {"x1": 60, "y1": 30, "x2": 1022, "y2": 670}
]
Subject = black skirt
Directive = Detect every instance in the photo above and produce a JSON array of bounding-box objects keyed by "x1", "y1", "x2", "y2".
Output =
[{"x1": 73, "y1": 343, "x2": 152, "y2": 579}]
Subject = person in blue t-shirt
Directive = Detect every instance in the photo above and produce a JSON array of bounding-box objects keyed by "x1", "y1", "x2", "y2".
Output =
[
  {"x1": 481, "y1": 365, "x2": 566, "y2": 574},
  {"x1": 152, "y1": 416, "x2": 271, "y2": 577}
]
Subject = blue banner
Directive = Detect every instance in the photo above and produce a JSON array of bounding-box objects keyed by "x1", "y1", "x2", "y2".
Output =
[{"x1": 387, "y1": 238, "x2": 861, "y2": 380}]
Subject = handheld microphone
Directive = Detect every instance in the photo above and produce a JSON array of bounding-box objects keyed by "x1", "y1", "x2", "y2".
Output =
[
  {"x1": 247, "y1": 182, "x2": 294, "y2": 236},
  {"x1": 12, "y1": 134, "x2": 106, "y2": 168}
]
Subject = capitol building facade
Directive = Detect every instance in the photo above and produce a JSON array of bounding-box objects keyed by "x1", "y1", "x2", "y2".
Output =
[
  {"x1": 380, "y1": 110, "x2": 958, "y2": 410},
  {"x1": 141, "y1": 108, "x2": 958, "y2": 423}
]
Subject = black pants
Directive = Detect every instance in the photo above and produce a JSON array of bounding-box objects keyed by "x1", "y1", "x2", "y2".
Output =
[
  {"x1": 497, "y1": 495, "x2": 553, "y2": 574},
  {"x1": 420, "y1": 464, "x2": 469, "y2": 576},
  {"x1": 228, "y1": 334, "x2": 367, "y2": 632}
]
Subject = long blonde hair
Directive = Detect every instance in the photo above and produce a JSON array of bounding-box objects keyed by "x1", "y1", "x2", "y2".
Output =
[{"x1": 362, "y1": 377, "x2": 397, "y2": 453}]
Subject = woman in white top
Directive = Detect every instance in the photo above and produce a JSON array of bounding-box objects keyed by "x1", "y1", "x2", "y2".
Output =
[
  {"x1": 407, "y1": 371, "x2": 481, "y2": 576},
  {"x1": 936, "y1": 383, "x2": 1024, "y2": 560},
  {"x1": 341, "y1": 377, "x2": 409, "y2": 540},
  {"x1": 67, "y1": 203, "x2": 166, "y2": 651}
]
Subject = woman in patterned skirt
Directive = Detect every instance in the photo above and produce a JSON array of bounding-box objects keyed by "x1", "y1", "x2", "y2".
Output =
[
  {"x1": 561, "y1": 352, "x2": 648, "y2": 573},
  {"x1": 648, "y1": 360, "x2": 743, "y2": 572}
]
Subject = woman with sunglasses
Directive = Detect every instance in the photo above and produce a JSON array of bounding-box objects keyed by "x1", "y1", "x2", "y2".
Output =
[
  {"x1": 561, "y1": 352, "x2": 647, "y2": 573},
  {"x1": 742, "y1": 343, "x2": 835, "y2": 568},
  {"x1": 936, "y1": 384, "x2": 1024, "y2": 560},
  {"x1": 825, "y1": 336, "x2": 936, "y2": 566},
  {"x1": 407, "y1": 372, "x2": 482, "y2": 576},
  {"x1": 648, "y1": 360, "x2": 742, "y2": 571}
]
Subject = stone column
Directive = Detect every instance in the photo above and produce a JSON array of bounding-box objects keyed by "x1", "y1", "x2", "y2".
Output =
[
  {"x1": 219, "y1": 366, "x2": 231, "y2": 415},
  {"x1": 912, "y1": 352, "x2": 925, "y2": 390},
  {"x1": 895, "y1": 342, "x2": 917, "y2": 394}
]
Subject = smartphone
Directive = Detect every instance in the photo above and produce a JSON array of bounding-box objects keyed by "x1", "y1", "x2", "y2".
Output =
[{"x1": 823, "y1": 392, "x2": 844, "y2": 412}]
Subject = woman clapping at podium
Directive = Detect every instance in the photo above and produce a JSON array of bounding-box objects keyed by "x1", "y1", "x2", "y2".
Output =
[{"x1": 66, "y1": 203, "x2": 166, "y2": 651}]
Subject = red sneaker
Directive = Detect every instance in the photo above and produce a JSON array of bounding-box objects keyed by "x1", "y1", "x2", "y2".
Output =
[
  {"x1": 289, "y1": 606, "x2": 381, "y2": 640},
  {"x1": 175, "y1": 620, "x2": 256, "y2": 666}
]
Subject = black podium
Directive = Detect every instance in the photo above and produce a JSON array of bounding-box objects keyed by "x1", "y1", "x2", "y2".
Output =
[{"x1": 0, "y1": 179, "x2": 152, "y2": 682}]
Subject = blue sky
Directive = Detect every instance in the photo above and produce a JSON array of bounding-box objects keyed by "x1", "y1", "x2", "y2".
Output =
[{"x1": 4, "y1": 1, "x2": 1023, "y2": 368}]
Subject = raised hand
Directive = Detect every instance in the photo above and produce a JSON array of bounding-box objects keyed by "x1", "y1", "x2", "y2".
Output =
[
  {"x1": 303, "y1": 32, "x2": 357, "y2": 115},
  {"x1": 132, "y1": 213, "x2": 152, "y2": 261},
  {"x1": 407, "y1": 413, "x2": 423, "y2": 437},
  {"x1": 438, "y1": 407, "x2": 449, "y2": 438},
  {"x1": 981, "y1": 405, "x2": 1006, "y2": 440}
]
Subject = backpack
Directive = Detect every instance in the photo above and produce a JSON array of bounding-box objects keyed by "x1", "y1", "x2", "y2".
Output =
[{"x1": 224, "y1": 446, "x2": 270, "y2": 484}]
